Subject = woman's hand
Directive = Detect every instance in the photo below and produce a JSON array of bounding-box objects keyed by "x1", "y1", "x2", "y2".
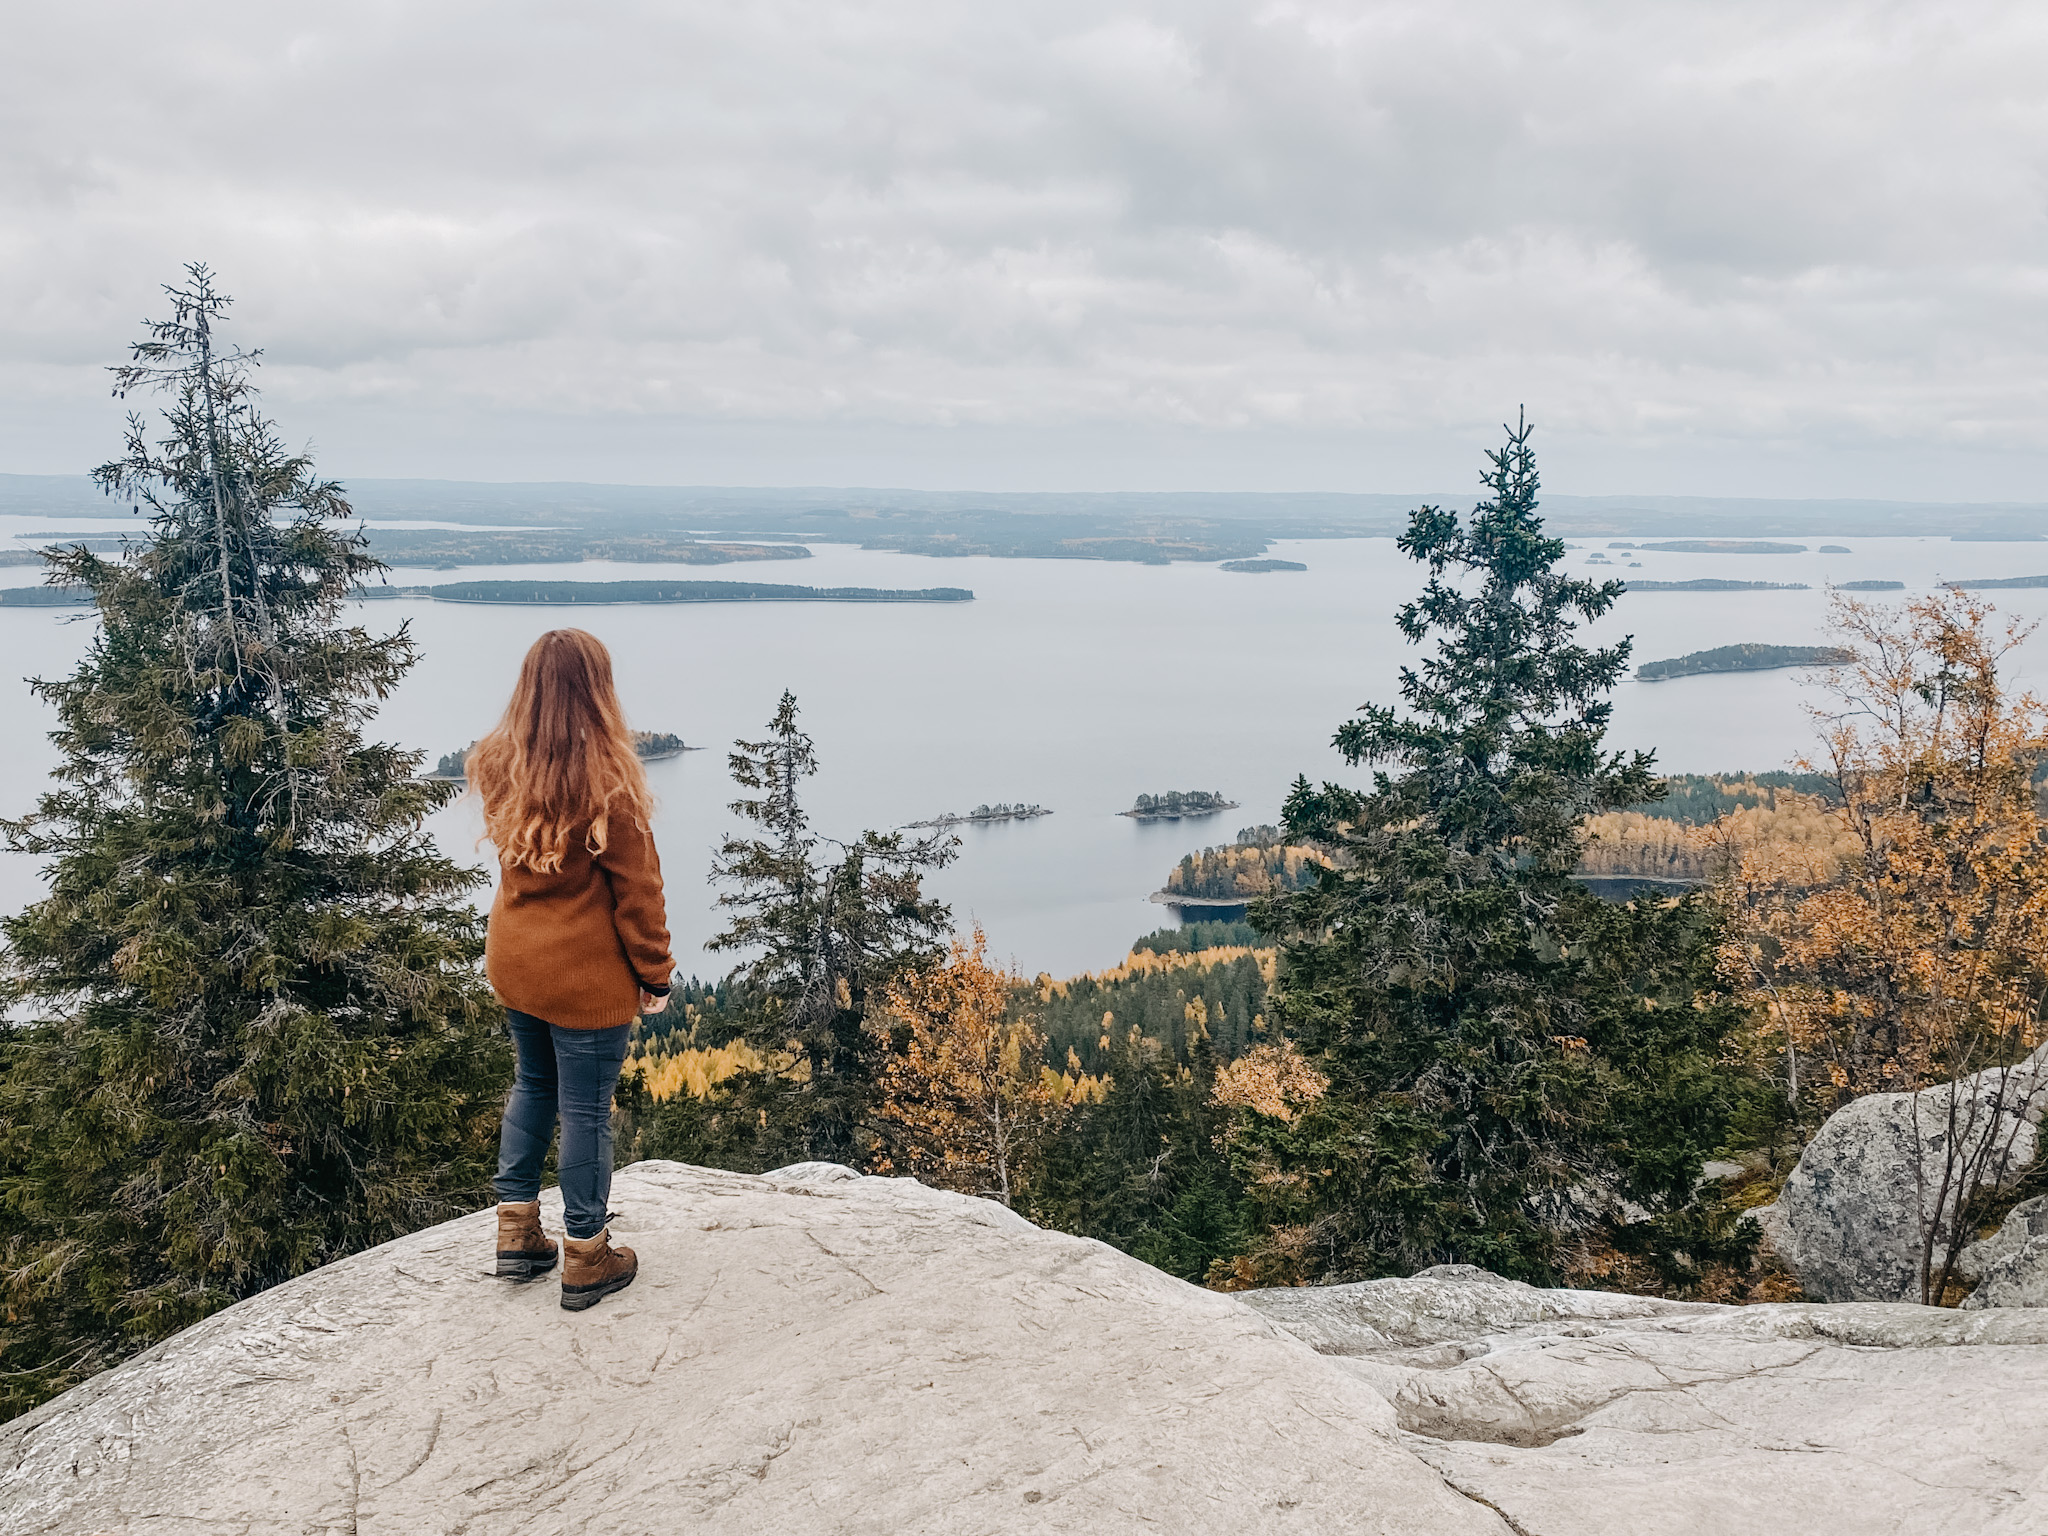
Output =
[{"x1": 639, "y1": 988, "x2": 669, "y2": 1015}]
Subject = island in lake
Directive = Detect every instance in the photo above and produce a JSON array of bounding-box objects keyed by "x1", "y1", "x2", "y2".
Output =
[
  {"x1": 1219, "y1": 558, "x2": 1307, "y2": 573},
  {"x1": 1621, "y1": 579, "x2": 1811, "y2": 592},
  {"x1": 0, "y1": 585, "x2": 93, "y2": 605},
  {"x1": 1576, "y1": 770, "x2": 1843, "y2": 899},
  {"x1": 905, "y1": 802, "x2": 1050, "y2": 829},
  {"x1": 1151, "y1": 826, "x2": 1330, "y2": 911},
  {"x1": 1836, "y1": 580, "x2": 1904, "y2": 591},
  {"x1": 1636, "y1": 643, "x2": 1854, "y2": 681},
  {"x1": 355, "y1": 579, "x2": 974, "y2": 604},
  {"x1": 1123, "y1": 790, "x2": 1239, "y2": 820},
  {"x1": 1819, "y1": 544, "x2": 1852, "y2": 554},
  {"x1": 1634, "y1": 540, "x2": 1808, "y2": 554},
  {"x1": 1945, "y1": 575, "x2": 2048, "y2": 590},
  {"x1": 364, "y1": 529, "x2": 810, "y2": 569},
  {"x1": 427, "y1": 730, "x2": 693, "y2": 781}
]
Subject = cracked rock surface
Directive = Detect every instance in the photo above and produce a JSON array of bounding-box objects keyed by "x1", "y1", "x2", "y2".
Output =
[
  {"x1": 0, "y1": 1161, "x2": 1507, "y2": 1536},
  {"x1": 10, "y1": 1166, "x2": 2046, "y2": 1535},
  {"x1": 1241, "y1": 1264, "x2": 2048, "y2": 1535}
]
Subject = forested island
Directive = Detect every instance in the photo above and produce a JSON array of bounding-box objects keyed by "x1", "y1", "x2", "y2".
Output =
[
  {"x1": 355, "y1": 579, "x2": 974, "y2": 604},
  {"x1": 905, "y1": 803, "x2": 1050, "y2": 828},
  {"x1": 362, "y1": 529, "x2": 809, "y2": 568},
  {"x1": 1634, "y1": 540, "x2": 1807, "y2": 554},
  {"x1": 1836, "y1": 580, "x2": 1904, "y2": 590},
  {"x1": 1946, "y1": 574, "x2": 2048, "y2": 589},
  {"x1": 0, "y1": 585, "x2": 92, "y2": 605},
  {"x1": 427, "y1": 730, "x2": 692, "y2": 781},
  {"x1": 1636, "y1": 643, "x2": 1854, "y2": 680},
  {"x1": 1575, "y1": 771, "x2": 1843, "y2": 894},
  {"x1": 1, "y1": 535, "x2": 126, "y2": 569},
  {"x1": 1123, "y1": 790, "x2": 1238, "y2": 819},
  {"x1": 1219, "y1": 558, "x2": 1306, "y2": 573},
  {"x1": 1153, "y1": 827, "x2": 1330, "y2": 908},
  {"x1": 1621, "y1": 578, "x2": 1811, "y2": 592}
]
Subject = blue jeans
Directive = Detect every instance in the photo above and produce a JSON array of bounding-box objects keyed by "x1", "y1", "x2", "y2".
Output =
[{"x1": 493, "y1": 1011, "x2": 631, "y2": 1241}]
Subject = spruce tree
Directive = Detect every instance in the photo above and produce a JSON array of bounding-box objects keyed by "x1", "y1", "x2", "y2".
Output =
[
  {"x1": 0, "y1": 267, "x2": 508, "y2": 1420},
  {"x1": 1254, "y1": 413, "x2": 1748, "y2": 1284},
  {"x1": 708, "y1": 691, "x2": 955, "y2": 1164}
]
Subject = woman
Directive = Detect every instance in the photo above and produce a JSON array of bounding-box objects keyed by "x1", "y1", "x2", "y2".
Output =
[{"x1": 469, "y1": 629, "x2": 675, "y2": 1312}]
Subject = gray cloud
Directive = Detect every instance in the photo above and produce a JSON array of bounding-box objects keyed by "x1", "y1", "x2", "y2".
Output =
[{"x1": 5, "y1": 0, "x2": 2048, "y2": 495}]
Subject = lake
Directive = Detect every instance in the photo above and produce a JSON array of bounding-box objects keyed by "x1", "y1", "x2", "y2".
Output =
[{"x1": 5, "y1": 520, "x2": 2046, "y2": 978}]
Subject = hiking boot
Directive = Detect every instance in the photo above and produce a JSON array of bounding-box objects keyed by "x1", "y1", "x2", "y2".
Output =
[
  {"x1": 561, "y1": 1227, "x2": 638, "y2": 1311},
  {"x1": 495, "y1": 1200, "x2": 558, "y2": 1279}
]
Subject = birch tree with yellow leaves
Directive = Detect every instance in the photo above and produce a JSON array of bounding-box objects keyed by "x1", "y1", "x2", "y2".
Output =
[
  {"x1": 871, "y1": 928, "x2": 1063, "y2": 1206},
  {"x1": 1715, "y1": 590, "x2": 2048, "y2": 1302}
]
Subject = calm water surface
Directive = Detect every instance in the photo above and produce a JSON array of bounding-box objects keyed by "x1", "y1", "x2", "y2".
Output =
[{"x1": 4, "y1": 521, "x2": 2045, "y2": 977}]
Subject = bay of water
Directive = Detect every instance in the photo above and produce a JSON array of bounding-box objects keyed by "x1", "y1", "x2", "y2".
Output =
[{"x1": 5, "y1": 521, "x2": 2046, "y2": 978}]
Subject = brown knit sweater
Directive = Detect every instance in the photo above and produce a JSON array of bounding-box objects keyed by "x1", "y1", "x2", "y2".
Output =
[{"x1": 484, "y1": 816, "x2": 676, "y2": 1030}]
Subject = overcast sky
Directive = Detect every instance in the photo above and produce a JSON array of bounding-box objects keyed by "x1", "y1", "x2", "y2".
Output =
[{"x1": 6, "y1": 1, "x2": 2048, "y2": 498}]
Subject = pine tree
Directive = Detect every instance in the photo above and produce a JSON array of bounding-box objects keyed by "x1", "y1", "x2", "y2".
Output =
[
  {"x1": 1253, "y1": 413, "x2": 1748, "y2": 1285},
  {"x1": 0, "y1": 267, "x2": 508, "y2": 1420},
  {"x1": 708, "y1": 691, "x2": 955, "y2": 1164},
  {"x1": 1025, "y1": 1017, "x2": 1245, "y2": 1281}
]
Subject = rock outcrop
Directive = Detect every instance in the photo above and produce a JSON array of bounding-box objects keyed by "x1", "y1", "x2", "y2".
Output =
[
  {"x1": 0, "y1": 1161, "x2": 1504, "y2": 1536},
  {"x1": 6, "y1": 1163, "x2": 2047, "y2": 1536},
  {"x1": 1757, "y1": 1042, "x2": 2048, "y2": 1302},
  {"x1": 1241, "y1": 1263, "x2": 2048, "y2": 1535},
  {"x1": 1962, "y1": 1193, "x2": 2048, "y2": 1309}
]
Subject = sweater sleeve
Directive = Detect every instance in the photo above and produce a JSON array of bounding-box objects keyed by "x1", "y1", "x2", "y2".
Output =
[{"x1": 596, "y1": 816, "x2": 675, "y2": 990}]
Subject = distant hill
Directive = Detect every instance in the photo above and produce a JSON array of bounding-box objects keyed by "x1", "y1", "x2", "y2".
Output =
[
  {"x1": 12, "y1": 472, "x2": 2048, "y2": 540},
  {"x1": 1637, "y1": 643, "x2": 1854, "y2": 680}
]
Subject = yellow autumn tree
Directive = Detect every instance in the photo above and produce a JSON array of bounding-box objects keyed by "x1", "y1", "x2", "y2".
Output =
[
  {"x1": 1212, "y1": 1041, "x2": 1328, "y2": 1123},
  {"x1": 1714, "y1": 590, "x2": 2048, "y2": 1300},
  {"x1": 871, "y1": 927, "x2": 1063, "y2": 1206}
]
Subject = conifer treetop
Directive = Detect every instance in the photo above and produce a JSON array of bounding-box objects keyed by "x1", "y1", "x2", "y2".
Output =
[{"x1": 1290, "y1": 411, "x2": 1660, "y2": 875}]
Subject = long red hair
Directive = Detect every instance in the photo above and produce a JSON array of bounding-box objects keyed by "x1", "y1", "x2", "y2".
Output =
[{"x1": 468, "y1": 629, "x2": 652, "y2": 872}]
